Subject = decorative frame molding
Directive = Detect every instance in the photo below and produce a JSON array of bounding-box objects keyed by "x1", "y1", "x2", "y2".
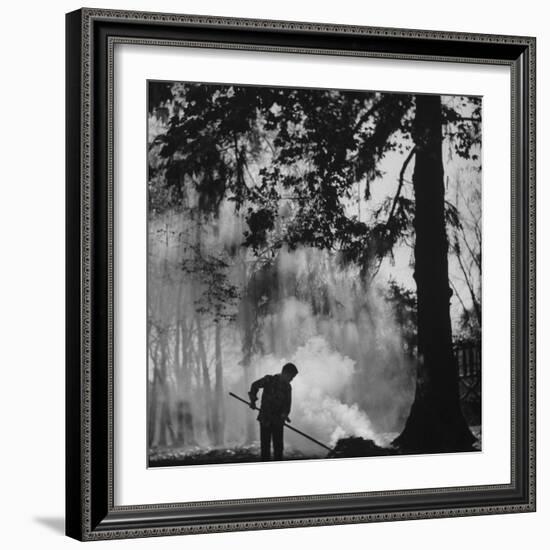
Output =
[{"x1": 66, "y1": 7, "x2": 536, "y2": 541}]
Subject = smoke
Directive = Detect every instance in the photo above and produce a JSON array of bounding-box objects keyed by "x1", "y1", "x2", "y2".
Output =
[
  {"x1": 248, "y1": 336, "x2": 381, "y2": 453},
  {"x1": 148, "y1": 207, "x2": 416, "y2": 455},
  {"x1": 239, "y1": 289, "x2": 413, "y2": 454}
]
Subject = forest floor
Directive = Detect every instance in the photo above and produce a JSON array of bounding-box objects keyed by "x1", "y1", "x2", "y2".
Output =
[
  {"x1": 148, "y1": 443, "x2": 316, "y2": 467},
  {"x1": 148, "y1": 426, "x2": 481, "y2": 467}
]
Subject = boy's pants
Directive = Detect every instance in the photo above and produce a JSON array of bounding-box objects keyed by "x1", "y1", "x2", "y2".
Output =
[{"x1": 260, "y1": 421, "x2": 284, "y2": 460}]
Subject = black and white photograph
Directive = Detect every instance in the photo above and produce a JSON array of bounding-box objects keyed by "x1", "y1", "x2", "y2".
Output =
[{"x1": 146, "y1": 81, "x2": 482, "y2": 467}]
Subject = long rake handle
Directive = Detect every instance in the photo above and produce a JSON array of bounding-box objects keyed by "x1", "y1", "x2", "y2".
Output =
[{"x1": 229, "y1": 392, "x2": 332, "y2": 452}]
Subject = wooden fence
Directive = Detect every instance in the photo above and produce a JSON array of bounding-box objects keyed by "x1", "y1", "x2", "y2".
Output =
[{"x1": 454, "y1": 341, "x2": 481, "y2": 425}]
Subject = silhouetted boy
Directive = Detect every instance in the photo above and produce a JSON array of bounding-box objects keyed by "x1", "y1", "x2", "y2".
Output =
[{"x1": 249, "y1": 363, "x2": 298, "y2": 460}]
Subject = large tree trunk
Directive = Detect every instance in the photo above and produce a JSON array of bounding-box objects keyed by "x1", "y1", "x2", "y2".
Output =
[{"x1": 393, "y1": 95, "x2": 475, "y2": 452}]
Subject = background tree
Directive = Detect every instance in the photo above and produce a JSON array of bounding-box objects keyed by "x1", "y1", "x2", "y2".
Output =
[{"x1": 448, "y1": 170, "x2": 482, "y2": 342}]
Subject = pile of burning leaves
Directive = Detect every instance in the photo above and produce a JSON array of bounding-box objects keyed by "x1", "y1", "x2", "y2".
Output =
[{"x1": 327, "y1": 437, "x2": 397, "y2": 458}]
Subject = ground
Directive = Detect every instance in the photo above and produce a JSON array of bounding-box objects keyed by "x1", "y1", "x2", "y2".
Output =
[{"x1": 148, "y1": 425, "x2": 481, "y2": 467}]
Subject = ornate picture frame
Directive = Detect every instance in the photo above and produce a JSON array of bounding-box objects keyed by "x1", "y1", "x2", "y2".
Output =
[{"x1": 66, "y1": 8, "x2": 536, "y2": 541}]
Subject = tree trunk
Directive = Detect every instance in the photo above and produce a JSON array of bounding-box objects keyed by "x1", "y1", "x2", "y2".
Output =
[
  {"x1": 393, "y1": 95, "x2": 475, "y2": 452},
  {"x1": 148, "y1": 341, "x2": 159, "y2": 447},
  {"x1": 213, "y1": 321, "x2": 225, "y2": 445},
  {"x1": 196, "y1": 314, "x2": 213, "y2": 439},
  {"x1": 240, "y1": 259, "x2": 257, "y2": 443},
  {"x1": 156, "y1": 329, "x2": 171, "y2": 447}
]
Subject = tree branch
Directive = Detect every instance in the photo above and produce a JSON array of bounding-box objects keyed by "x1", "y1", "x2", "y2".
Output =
[
  {"x1": 454, "y1": 243, "x2": 481, "y2": 324},
  {"x1": 450, "y1": 278, "x2": 468, "y2": 318},
  {"x1": 387, "y1": 146, "x2": 416, "y2": 224}
]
